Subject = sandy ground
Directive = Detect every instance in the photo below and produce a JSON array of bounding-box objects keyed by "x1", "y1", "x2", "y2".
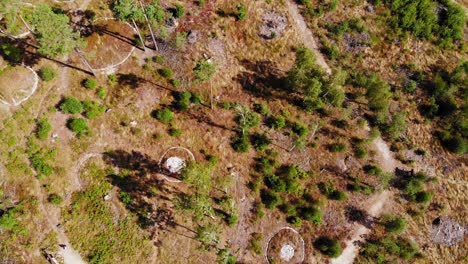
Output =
[
  {"x1": 332, "y1": 129, "x2": 400, "y2": 264},
  {"x1": 286, "y1": 0, "x2": 332, "y2": 74}
]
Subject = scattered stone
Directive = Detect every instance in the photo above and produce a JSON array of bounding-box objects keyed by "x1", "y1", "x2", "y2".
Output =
[
  {"x1": 187, "y1": 30, "x2": 199, "y2": 44},
  {"x1": 104, "y1": 194, "x2": 111, "y2": 201},
  {"x1": 366, "y1": 5, "x2": 374, "y2": 13},
  {"x1": 164, "y1": 157, "x2": 186, "y2": 174},
  {"x1": 280, "y1": 244, "x2": 295, "y2": 261},
  {"x1": 431, "y1": 216, "x2": 466, "y2": 246},
  {"x1": 129, "y1": 121, "x2": 137, "y2": 127},
  {"x1": 259, "y1": 12, "x2": 287, "y2": 39},
  {"x1": 166, "y1": 17, "x2": 178, "y2": 28}
]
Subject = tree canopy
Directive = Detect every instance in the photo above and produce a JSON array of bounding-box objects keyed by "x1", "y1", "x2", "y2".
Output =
[{"x1": 28, "y1": 4, "x2": 84, "y2": 58}]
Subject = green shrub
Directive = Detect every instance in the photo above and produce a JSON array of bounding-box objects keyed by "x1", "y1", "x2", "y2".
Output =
[
  {"x1": 0, "y1": 43, "x2": 21, "y2": 63},
  {"x1": 414, "y1": 191, "x2": 433, "y2": 203},
  {"x1": 329, "y1": 190, "x2": 347, "y2": 201},
  {"x1": 292, "y1": 122, "x2": 309, "y2": 136},
  {"x1": 158, "y1": 67, "x2": 173, "y2": 78},
  {"x1": 67, "y1": 118, "x2": 89, "y2": 137},
  {"x1": 97, "y1": 87, "x2": 107, "y2": 99},
  {"x1": 260, "y1": 189, "x2": 281, "y2": 209},
  {"x1": 236, "y1": 3, "x2": 247, "y2": 21},
  {"x1": 170, "y1": 79, "x2": 181, "y2": 87},
  {"x1": 169, "y1": 128, "x2": 182, "y2": 137},
  {"x1": 314, "y1": 237, "x2": 343, "y2": 258},
  {"x1": 329, "y1": 143, "x2": 347, "y2": 152},
  {"x1": 60, "y1": 97, "x2": 83, "y2": 114},
  {"x1": 298, "y1": 206, "x2": 322, "y2": 224},
  {"x1": 154, "y1": 109, "x2": 174, "y2": 123},
  {"x1": 267, "y1": 115, "x2": 286, "y2": 129},
  {"x1": 323, "y1": 45, "x2": 340, "y2": 60},
  {"x1": 36, "y1": 118, "x2": 52, "y2": 140},
  {"x1": 83, "y1": 100, "x2": 105, "y2": 119},
  {"x1": 265, "y1": 175, "x2": 287, "y2": 193},
  {"x1": 83, "y1": 78, "x2": 98, "y2": 89},
  {"x1": 383, "y1": 215, "x2": 407, "y2": 234},
  {"x1": 403, "y1": 80, "x2": 417, "y2": 93},
  {"x1": 190, "y1": 93, "x2": 202, "y2": 104},
  {"x1": 48, "y1": 193, "x2": 63, "y2": 205},
  {"x1": 193, "y1": 60, "x2": 216, "y2": 81},
  {"x1": 225, "y1": 214, "x2": 239, "y2": 227},
  {"x1": 39, "y1": 66, "x2": 57, "y2": 81},
  {"x1": 231, "y1": 134, "x2": 251, "y2": 153},
  {"x1": 251, "y1": 133, "x2": 271, "y2": 151},
  {"x1": 173, "y1": 91, "x2": 192, "y2": 111},
  {"x1": 174, "y1": 3, "x2": 185, "y2": 18},
  {"x1": 253, "y1": 102, "x2": 271, "y2": 116},
  {"x1": 248, "y1": 233, "x2": 263, "y2": 255},
  {"x1": 30, "y1": 153, "x2": 53, "y2": 177},
  {"x1": 120, "y1": 191, "x2": 133, "y2": 206},
  {"x1": 287, "y1": 215, "x2": 303, "y2": 227},
  {"x1": 108, "y1": 74, "x2": 117, "y2": 86}
]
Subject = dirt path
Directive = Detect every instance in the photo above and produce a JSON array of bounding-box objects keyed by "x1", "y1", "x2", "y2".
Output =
[
  {"x1": 332, "y1": 128, "x2": 400, "y2": 264},
  {"x1": 286, "y1": 0, "x2": 332, "y2": 74}
]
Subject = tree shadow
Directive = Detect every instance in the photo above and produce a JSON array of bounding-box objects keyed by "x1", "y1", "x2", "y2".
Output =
[
  {"x1": 0, "y1": 36, "x2": 93, "y2": 75},
  {"x1": 345, "y1": 206, "x2": 373, "y2": 228},
  {"x1": 117, "y1": 73, "x2": 144, "y2": 89},
  {"x1": 235, "y1": 59, "x2": 307, "y2": 109},
  {"x1": 103, "y1": 150, "x2": 177, "y2": 229}
]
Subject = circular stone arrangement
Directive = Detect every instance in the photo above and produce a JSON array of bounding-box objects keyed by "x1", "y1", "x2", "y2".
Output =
[
  {"x1": 0, "y1": 64, "x2": 38, "y2": 106},
  {"x1": 81, "y1": 18, "x2": 137, "y2": 73},
  {"x1": 158, "y1": 147, "x2": 195, "y2": 182},
  {"x1": 266, "y1": 227, "x2": 305, "y2": 264}
]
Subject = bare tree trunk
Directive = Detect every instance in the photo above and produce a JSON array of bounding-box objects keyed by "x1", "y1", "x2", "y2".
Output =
[
  {"x1": 19, "y1": 15, "x2": 33, "y2": 34},
  {"x1": 210, "y1": 81, "x2": 214, "y2": 110},
  {"x1": 74, "y1": 48, "x2": 96, "y2": 76},
  {"x1": 137, "y1": 0, "x2": 158, "y2": 51},
  {"x1": 131, "y1": 18, "x2": 146, "y2": 52}
]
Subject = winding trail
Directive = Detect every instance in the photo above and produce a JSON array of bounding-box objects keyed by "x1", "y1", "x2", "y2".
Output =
[
  {"x1": 331, "y1": 127, "x2": 400, "y2": 264},
  {"x1": 286, "y1": 0, "x2": 332, "y2": 74}
]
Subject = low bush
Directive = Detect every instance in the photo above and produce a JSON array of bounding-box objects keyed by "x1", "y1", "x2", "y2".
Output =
[
  {"x1": 174, "y1": 3, "x2": 185, "y2": 18},
  {"x1": 154, "y1": 109, "x2": 174, "y2": 123},
  {"x1": 236, "y1": 3, "x2": 247, "y2": 21},
  {"x1": 48, "y1": 193, "x2": 63, "y2": 205},
  {"x1": 36, "y1": 118, "x2": 52, "y2": 140},
  {"x1": 67, "y1": 118, "x2": 89, "y2": 137},
  {"x1": 260, "y1": 189, "x2": 281, "y2": 209},
  {"x1": 267, "y1": 115, "x2": 286, "y2": 129},
  {"x1": 39, "y1": 66, "x2": 57, "y2": 81},
  {"x1": 329, "y1": 143, "x2": 347, "y2": 152},
  {"x1": 193, "y1": 60, "x2": 216, "y2": 81},
  {"x1": 169, "y1": 128, "x2": 182, "y2": 137},
  {"x1": 158, "y1": 67, "x2": 173, "y2": 78},
  {"x1": 231, "y1": 134, "x2": 251, "y2": 153},
  {"x1": 173, "y1": 91, "x2": 192, "y2": 111},
  {"x1": 383, "y1": 215, "x2": 407, "y2": 234},
  {"x1": 83, "y1": 100, "x2": 105, "y2": 119},
  {"x1": 60, "y1": 97, "x2": 83, "y2": 114},
  {"x1": 314, "y1": 237, "x2": 343, "y2": 257},
  {"x1": 251, "y1": 133, "x2": 271, "y2": 151},
  {"x1": 83, "y1": 78, "x2": 97, "y2": 89},
  {"x1": 298, "y1": 206, "x2": 322, "y2": 224}
]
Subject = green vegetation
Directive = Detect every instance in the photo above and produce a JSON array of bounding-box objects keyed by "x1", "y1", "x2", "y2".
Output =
[
  {"x1": 67, "y1": 118, "x2": 89, "y2": 137},
  {"x1": 0, "y1": 43, "x2": 21, "y2": 63},
  {"x1": 383, "y1": 214, "x2": 407, "y2": 234},
  {"x1": 287, "y1": 48, "x2": 346, "y2": 110},
  {"x1": 154, "y1": 109, "x2": 174, "y2": 123},
  {"x1": 236, "y1": 3, "x2": 247, "y2": 21},
  {"x1": 28, "y1": 4, "x2": 84, "y2": 57},
  {"x1": 83, "y1": 78, "x2": 98, "y2": 89},
  {"x1": 36, "y1": 118, "x2": 52, "y2": 140},
  {"x1": 193, "y1": 60, "x2": 216, "y2": 81},
  {"x1": 48, "y1": 193, "x2": 63, "y2": 205},
  {"x1": 63, "y1": 185, "x2": 152, "y2": 264},
  {"x1": 60, "y1": 97, "x2": 83, "y2": 114},
  {"x1": 83, "y1": 100, "x2": 105, "y2": 119},
  {"x1": 158, "y1": 67, "x2": 173, "y2": 78},
  {"x1": 39, "y1": 66, "x2": 57, "y2": 81},
  {"x1": 174, "y1": 3, "x2": 185, "y2": 18},
  {"x1": 380, "y1": 0, "x2": 465, "y2": 47},
  {"x1": 248, "y1": 233, "x2": 263, "y2": 255},
  {"x1": 314, "y1": 237, "x2": 343, "y2": 258},
  {"x1": 359, "y1": 236, "x2": 420, "y2": 262}
]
